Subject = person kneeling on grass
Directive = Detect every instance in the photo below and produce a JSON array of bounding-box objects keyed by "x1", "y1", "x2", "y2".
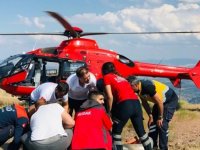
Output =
[{"x1": 71, "y1": 90, "x2": 112, "y2": 150}]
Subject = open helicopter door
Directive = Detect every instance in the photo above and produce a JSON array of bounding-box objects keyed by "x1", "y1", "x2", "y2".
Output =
[
  {"x1": 25, "y1": 58, "x2": 60, "y2": 86},
  {"x1": 25, "y1": 59, "x2": 42, "y2": 87}
]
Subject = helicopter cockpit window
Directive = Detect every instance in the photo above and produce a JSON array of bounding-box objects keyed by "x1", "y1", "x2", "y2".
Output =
[
  {"x1": 0, "y1": 54, "x2": 31, "y2": 79},
  {"x1": 12, "y1": 55, "x2": 33, "y2": 75},
  {"x1": 118, "y1": 55, "x2": 134, "y2": 67},
  {"x1": 62, "y1": 61, "x2": 86, "y2": 79}
]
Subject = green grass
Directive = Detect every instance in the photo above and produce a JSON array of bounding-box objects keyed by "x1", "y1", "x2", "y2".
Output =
[
  {"x1": 175, "y1": 109, "x2": 197, "y2": 120},
  {"x1": 177, "y1": 99, "x2": 188, "y2": 110}
]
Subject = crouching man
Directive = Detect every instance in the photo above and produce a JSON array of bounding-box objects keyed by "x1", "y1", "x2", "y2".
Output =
[{"x1": 21, "y1": 99, "x2": 75, "y2": 150}]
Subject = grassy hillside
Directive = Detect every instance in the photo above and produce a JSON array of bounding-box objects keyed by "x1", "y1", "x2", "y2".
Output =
[{"x1": 168, "y1": 100, "x2": 200, "y2": 150}]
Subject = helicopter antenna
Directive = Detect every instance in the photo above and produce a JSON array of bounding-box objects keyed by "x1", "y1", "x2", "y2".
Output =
[
  {"x1": 32, "y1": 36, "x2": 39, "y2": 51},
  {"x1": 157, "y1": 57, "x2": 164, "y2": 65}
]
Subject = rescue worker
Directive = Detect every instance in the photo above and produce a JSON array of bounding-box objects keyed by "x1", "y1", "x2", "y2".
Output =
[
  {"x1": 102, "y1": 62, "x2": 153, "y2": 150},
  {"x1": 66, "y1": 66, "x2": 96, "y2": 116},
  {"x1": 29, "y1": 82, "x2": 69, "y2": 116},
  {"x1": 127, "y1": 76, "x2": 178, "y2": 150},
  {"x1": 0, "y1": 104, "x2": 29, "y2": 150},
  {"x1": 71, "y1": 90, "x2": 112, "y2": 150}
]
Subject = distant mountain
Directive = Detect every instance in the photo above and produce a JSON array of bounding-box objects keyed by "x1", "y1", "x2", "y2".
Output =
[
  {"x1": 167, "y1": 79, "x2": 200, "y2": 104},
  {"x1": 141, "y1": 58, "x2": 200, "y2": 104}
]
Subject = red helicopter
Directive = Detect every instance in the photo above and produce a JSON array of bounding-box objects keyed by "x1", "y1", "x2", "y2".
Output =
[{"x1": 0, "y1": 11, "x2": 200, "y2": 99}]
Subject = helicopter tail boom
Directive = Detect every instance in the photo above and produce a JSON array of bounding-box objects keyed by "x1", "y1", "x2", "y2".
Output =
[
  {"x1": 169, "y1": 61, "x2": 200, "y2": 88},
  {"x1": 132, "y1": 61, "x2": 200, "y2": 88},
  {"x1": 189, "y1": 61, "x2": 200, "y2": 88}
]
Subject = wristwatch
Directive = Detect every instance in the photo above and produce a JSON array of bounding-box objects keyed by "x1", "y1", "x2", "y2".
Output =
[{"x1": 158, "y1": 115, "x2": 163, "y2": 120}]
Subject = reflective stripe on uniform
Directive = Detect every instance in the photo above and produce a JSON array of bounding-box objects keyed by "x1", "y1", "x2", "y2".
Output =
[
  {"x1": 113, "y1": 141, "x2": 122, "y2": 145},
  {"x1": 149, "y1": 125, "x2": 156, "y2": 130},
  {"x1": 149, "y1": 124, "x2": 157, "y2": 133},
  {"x1": 149, "y1": 128, "x2": 156, "y2": 133},
  {"x1": 166, "y1": 130, "x2": 169, "y2": 137},
  {"x1": 113, "y1": 134, "x2": 121, "y2": 139},
  {"x1": 113, "y1": 134, "x2": 122, "y2": 146},
  {"x1": 142, "y1": 138, "x2": 151, "y2": 146},
  {"x1": 140, "y1": 133, "x2": 148, "y2": 141}
]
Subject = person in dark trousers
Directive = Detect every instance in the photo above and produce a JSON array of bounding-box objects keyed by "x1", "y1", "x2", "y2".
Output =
[
  {"x1": 127, "y1": 76, "x2": 178, "y2": 150},
  {"x1": 71, "y1": 90, "x2": 112, "y2": 150},
  {"x1": 0, "y1": 104, "x2": 29, "y2": 150},
  {"x1": 102, "y1": 62, "x2": 153, "y2": 150}
]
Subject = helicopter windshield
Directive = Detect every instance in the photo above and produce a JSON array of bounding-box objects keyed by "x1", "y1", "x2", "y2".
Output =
[{"x1": 0, "y1": 54, "x2": 32, "y2": 79}]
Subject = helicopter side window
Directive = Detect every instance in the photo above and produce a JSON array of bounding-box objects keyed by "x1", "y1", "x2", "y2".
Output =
[
  {"x1": 62, "y1": 61, "x2": 86, "y2": 79},
  {"x1": 41, "y1": 61, "x2": 59, "y2": 83},
  {"x1": 118, "y1": 55, "x2": 134, "y2": 67}
]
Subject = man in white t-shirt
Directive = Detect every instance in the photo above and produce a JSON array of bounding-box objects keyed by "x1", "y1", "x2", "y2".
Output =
[
  {"x1": 67, "y1": 66, "x2": 96, "y2": 115},
  {"x1": 21, "y1": 99, "x2": 75, "y2": 150},
  {"x1": 29, "y1": 82, "x2": 69, "y2": 116}
]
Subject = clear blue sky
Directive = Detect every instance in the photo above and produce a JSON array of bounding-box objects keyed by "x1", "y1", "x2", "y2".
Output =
[{"x1": 0, "y1": 0, "x2": 200, "y2": 64}]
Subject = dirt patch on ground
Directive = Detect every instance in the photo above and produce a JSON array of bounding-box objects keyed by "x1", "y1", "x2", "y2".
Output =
[
  {"x1": 168, "y1": 110, "x2": 200, "y2": 150},
  {"x1": 122, "y1": 109, "x2": 200, "y2": 150}
]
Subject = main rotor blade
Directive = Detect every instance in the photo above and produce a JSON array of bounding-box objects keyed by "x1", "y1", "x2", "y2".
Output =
[
  {"x1": 80, "y1": 31, "x2": 200, "y2": 36},
  {"x1": 0, "y1": 32, "x2": 64, "y2": 36},
  {"x1": 1, "y1": 31, "x2": 199, "y2": 36},
  {"x1": 46, "y1": 11, "x2": 78, "y2": 38}
]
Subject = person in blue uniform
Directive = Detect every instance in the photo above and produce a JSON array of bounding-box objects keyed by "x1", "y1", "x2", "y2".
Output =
[
  {"x1": 127, "y1": 76, "x2": 178, "y2": 150},
  {"x1": 0, "y1": 104, "x2": 29, "y2": 150}
]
